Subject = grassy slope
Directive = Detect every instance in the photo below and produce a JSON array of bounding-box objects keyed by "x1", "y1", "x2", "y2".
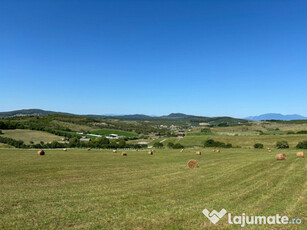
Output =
[
  {"x1": 158, "y1": 134, "x2": 307, "y2": 148},
  {"x1": 1, "y1": 129, "x2": 62, "y2": 144},
  {"x1": 210, "y1": 122, "x2": 307, "y2": 133},
  {"x1": 50, "y1": 120, "x2": 97, "y2": 132},
  {"x1": 0, "y1": 148, "x2": 305, "y2": 229}
]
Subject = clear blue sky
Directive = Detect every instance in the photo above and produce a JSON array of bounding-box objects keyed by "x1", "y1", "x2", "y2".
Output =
[{"x1": 1, "y1": 0, "x2": 307, "y2": 117}]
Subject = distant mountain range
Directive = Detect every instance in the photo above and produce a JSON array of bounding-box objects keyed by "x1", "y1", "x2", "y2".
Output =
[
  {"x1": 0, "y1": 109, "x2": 245, "y2": 124},
  {"x1": 245, "y1": 113, "x2": 307, "y2": 121},
  {"x1": 161, "y1": 113, "x2": 193, "y2": 118},
  {"x1": 1, "y1": 109, "x2": 306, "y2": 122},
  {"x1": 0, "y1": 109, "x2": 218, "y2": 119}
]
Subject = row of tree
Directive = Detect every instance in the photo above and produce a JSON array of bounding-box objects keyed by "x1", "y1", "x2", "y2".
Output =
[
  {"x1": 152, "y1": 142, "x2": 185, "y2": 149},
  {"x1": 254, "y1": 140, "x2": 307, "y2": 149},
  {"x1": 0, "y1": 136, "x2": 26, "y2": 148},
  {"x1": 203, "y1": 139, "x2": 233, "y2": 148},
  {"x1": 0, "y1": 135, "x2": 145, "y2": 149}
]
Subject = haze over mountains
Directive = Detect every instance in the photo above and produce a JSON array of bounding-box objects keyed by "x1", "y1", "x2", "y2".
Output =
[{"x1": 245, "y1": 113, "x2": 307, "y2": 121}]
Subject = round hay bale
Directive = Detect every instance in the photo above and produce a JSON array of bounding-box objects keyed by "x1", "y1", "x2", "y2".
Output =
[
  {"x1": 188, "y1": 159, "x2": 198, "y2": 168},
  {"x1": 196, "y1": 151, "x2": 201, "y2": 155},
  {"x1": 121, "y1": 152, "x2": 127, "y2": 156},
  {"x1": 148, "y1": 151, "x2": 153, "y2": 155},
  {"x1": 180, "y1": 149, "x2": 184, "y2": 152},
  {"x1": 37, "y1": 150, "x2": 45, "y2": 155},
  {"x1": 275, "y1": 154, "x2": 287, "y2": 160},
  {"x1": 113, "y1": 149, "x2": 117, "y2": 153},
  {"x1": 63, "y1": 148, "x2": 67, "y2": 151},
  {"x1": 87, "y1": 148, "x2": 91, "y2": 151},
  {"x1": 215, "y1": 149, "x2": 220, "y2": 153},
  {"x1": 297, "y1": 152, "x2": 305, "y2": 158}
]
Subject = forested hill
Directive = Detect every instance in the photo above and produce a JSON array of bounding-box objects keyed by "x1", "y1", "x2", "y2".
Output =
[
  {"x1": 0, "y1": 109, "x2": 247, "y2": 125},
  {"x1": 0, "y1": 109, "x2": 73, "y2": 117}
]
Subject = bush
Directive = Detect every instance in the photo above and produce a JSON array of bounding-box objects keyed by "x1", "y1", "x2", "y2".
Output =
[
  {"x1": 276, "y1": 141, "x2": 289, "y2": 149},
  {"x1": 254, "y1": 143, "x2": 264, "y2": 149},
  {"x1": 204, "y1": 139, "x2": 219, "y2": 147},
  {"x1": 173, "y1": 143, "x2": 184, "y2": 149},
  {"x1": 204, "y1": 139, "x2": 232, "y2": 148},
  {"x1": 287, "y1": 131, "x2": 295, "y2": 135},
  {"x1": 200, "y1": 128, "x2": 211, "y2": 134},
  {"x1": 167, "y1": 142, "x2": 184, "y2": 149},
  {"x1": 296, "y1": 140, "x2": 307, "y2": 149},
  {"x1": 153, "y1": 142, "x2": 164, "y2": 148},
  {"x1": 217, "y1": 123, "x2": 229, "y2": 127},
  {"x1": 296, "y1": 130, "x2": 307, "y2": 134}
]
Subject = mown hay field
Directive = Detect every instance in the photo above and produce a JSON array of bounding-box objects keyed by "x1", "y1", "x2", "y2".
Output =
[{"x1": 0, "y1": 148, "x2": 305, "y2": 229}]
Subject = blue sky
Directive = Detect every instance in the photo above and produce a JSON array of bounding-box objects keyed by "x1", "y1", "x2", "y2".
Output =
[{"x1": 1, "y1": 0, "x2": 307, "y2": 117}]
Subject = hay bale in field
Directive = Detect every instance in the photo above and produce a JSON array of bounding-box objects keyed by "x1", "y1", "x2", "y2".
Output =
[
  {"x1": 121, "y1": 152, "x2": 127, "y2": 156},
  {"x1": 148, "y1": 150, "x2": 153, "y2": 155},
  {"x1": 187, "y1": 159, "x2": 198, "y2": 168},
  {"x1": 113, "y1": 149, "x2": 117, "y2": 153},
  {"x1": 267, "y1": 147, "x2": 272, "y2": 152},
  {"x1": 180, "y1": 149, "x2": 184, "y2": 152},
  {"x1": 37, "y1": 149, "x2": 45, "y2": 155},
  {"x1": 196, "y1": 151, "x2": 201, "y2": 155},
  {"x1": 63, "y1": 148, "x2": 67, "y2": 151},
  {"x1": 297, "y1": 152, "x2": 305, "y2": 158},
  {"x1": 215, "y1": 149, "x2": 220, "y2": 153},
  {"x1": 275, "y1": 153, "x2": 287, "y2": 160},
  {"x1": 87, "y1": 148, "x2": 91, "y2": 151}
]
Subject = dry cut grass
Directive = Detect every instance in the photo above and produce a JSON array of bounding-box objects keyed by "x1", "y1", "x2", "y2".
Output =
[{"x1": 0, "y1": 148, "x2": 305, "y2": 229}]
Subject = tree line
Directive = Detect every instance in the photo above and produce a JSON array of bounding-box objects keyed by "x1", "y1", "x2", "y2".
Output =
[{"x1": 0, "y1": 135, "x2": 145, "y2": 149}]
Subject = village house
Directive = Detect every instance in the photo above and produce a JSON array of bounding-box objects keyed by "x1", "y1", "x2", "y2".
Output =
[
  {"x1": 137, "y1": 142, "x2": 148, "y2": 145},
  {"x1": 80, "y1": 136, "x2": 91, "y2": 142},
  {"x1": 106, "y1": 134, "x2": 125, "y2": 139},
  {"x1": 177, "y1": 130, "x2": 186, "y2": 138},
  {"x1": 105, "y1": 134, "x2": 118, "y2": 139},
  {"x1": 87, "y1": 134, "x2": 102, "y2": 138},
  {"x1": 199, "y1": 122, "x2": 210, "y2": 126}
]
